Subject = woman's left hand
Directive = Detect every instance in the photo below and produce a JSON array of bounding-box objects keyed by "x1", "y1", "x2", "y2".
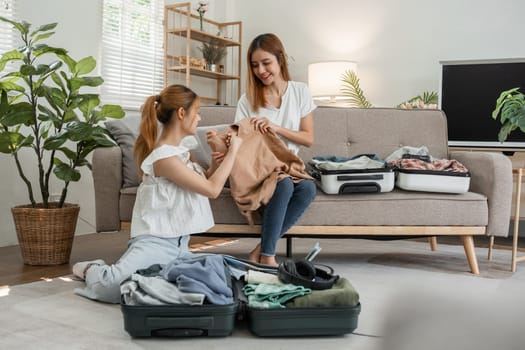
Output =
[{"x1": 250, "y1": 117, "x2": 275, "y2": 134}]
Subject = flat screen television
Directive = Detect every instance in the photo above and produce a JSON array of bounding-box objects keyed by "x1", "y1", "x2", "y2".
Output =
[{"x1": 439, "y1": 58, "x2": 525, "y2": 149}]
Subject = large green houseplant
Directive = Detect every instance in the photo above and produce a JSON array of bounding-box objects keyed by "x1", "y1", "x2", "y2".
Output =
[
  {"x1": 492, "y1": 87, "x2": 525, "y2": 142},
  {"x1": 0, "y1": 18, "x2": 124, "y2": 265}
]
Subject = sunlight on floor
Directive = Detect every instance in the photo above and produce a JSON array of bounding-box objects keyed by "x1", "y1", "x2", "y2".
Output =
[
  {"x1": 0, "y1": 286, "x2": 10, "y2": 297},
  {"x1": 189, "y1": 239, "x2": 239, "y2": 252},
  {"x1": 38, "y1": 276, "x2": 74, "y2": 283}
]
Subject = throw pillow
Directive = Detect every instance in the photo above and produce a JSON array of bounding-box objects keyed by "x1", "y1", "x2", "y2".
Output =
[
  {"x1": 105, "y1": 114, "x2": 141, "y2": 188},
  {"x1": 189, "y1": 124, "x2": 230, "y2": 168}
]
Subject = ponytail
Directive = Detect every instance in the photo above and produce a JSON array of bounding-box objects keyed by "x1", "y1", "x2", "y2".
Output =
[{"x1": 134, "y1": 85, "x2": 198, "y2": 170}]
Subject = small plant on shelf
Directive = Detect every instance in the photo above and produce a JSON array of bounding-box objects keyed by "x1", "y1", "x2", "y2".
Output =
[{"x1": 198, "y1": 40, "x2": 227, "y2": 71}]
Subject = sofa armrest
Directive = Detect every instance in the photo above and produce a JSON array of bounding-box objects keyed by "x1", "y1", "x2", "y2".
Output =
[
  {"x1": 450, "y1": 151, "x2": 512, "y2": 237},
  {"x1": 93, "y1": 146, "x2": 122, "y2": 232}
]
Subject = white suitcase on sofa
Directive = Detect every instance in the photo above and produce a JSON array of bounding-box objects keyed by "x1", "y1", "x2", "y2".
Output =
[
  {"x1": 395, "y1": 169, "x2": 470, "y2": 193},
  {"x1": 308, "y1": 164, "x2": 395, "y2": 194}
]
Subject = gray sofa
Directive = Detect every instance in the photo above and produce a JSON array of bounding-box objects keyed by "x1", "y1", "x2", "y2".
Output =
[{"x1": 93, "y1": 106, "x2": 513, "y2": 274}]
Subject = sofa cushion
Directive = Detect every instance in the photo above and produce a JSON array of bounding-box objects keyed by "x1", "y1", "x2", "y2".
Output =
[
  {"x1": 300, "y1": 189, "x2": 488, "y2": 226},
  {"x1": 208, "y1": 188, "x2": 488, "y2": 227},
  {"x1": 186, "y1": 124, "x2": 230, "y2": 168},
  {"x1": 105, "y1": 114, "x2": 141, "y2": 188},
  {"x1": 120, "y1": 185, "x2": 488, "y2": 228}
]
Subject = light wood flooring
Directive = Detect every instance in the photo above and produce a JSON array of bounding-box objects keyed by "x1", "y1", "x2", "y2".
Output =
[
  {"x1": 0, "y1": 231, "x2": 218, "y2": 286},
  {"x1": 1, "y1": 232, "x2": 523, "y2": 287}
]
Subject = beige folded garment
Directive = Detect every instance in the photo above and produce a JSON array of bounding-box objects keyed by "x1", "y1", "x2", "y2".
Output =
[{"x1": 245, "y1": 270, "x2": 283, "y2": 285}]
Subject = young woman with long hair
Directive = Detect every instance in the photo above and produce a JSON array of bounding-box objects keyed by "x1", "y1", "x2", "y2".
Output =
[
  {"x1": 235, "y1": 33, "x2": 317, "y2": 266},
  {"x1": 72, "y1": 85, "x2": 241, "y2": 303}
]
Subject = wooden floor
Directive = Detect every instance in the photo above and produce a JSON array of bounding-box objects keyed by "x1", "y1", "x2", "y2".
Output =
[
  {"x1": 0, "y1": 231, "x2": 216, "y2": 286},
  {"x1": 1, "y1": 232, "x2": 523, "y2": 287}
]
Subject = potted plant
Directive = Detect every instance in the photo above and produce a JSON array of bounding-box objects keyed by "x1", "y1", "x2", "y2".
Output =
[
  {"x1": 0, "y1": 18, "x2": 124, "y2": 265},
  {"x1": 198, "y1": 40, "x2": 227, "y2": 72},
  {"x1": 492, "y1": 87, "x2": 525, "y2": 142},
  {"x1": 398, "y1": 91, "x2": 438, "y2": 109},
  {"x1": 340, "y1": 69, "x2": 373, "y2": 108}
]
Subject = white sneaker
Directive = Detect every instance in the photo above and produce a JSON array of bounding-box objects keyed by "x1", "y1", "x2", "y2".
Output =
[{"x1": 72, "y1": 259, "x2": 106, "y2": 280}]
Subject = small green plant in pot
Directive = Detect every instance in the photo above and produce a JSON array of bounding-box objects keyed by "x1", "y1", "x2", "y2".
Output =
[
  {"x1": 492, "y1": 87, "x2": 525, "y2": 142},
  {"x1": 0, "y1": 17, "x2": 124, "y2": 265},
  {"x1": 340, "y1": 69, "x2": 373, "y2": 108},
  {"x1": 198, "y1": 40, "x2": 227, "y2": 71}
]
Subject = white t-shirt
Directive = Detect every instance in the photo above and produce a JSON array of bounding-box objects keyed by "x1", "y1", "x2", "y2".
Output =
[
  {"x1": 130, "y1": 144, "x2": 214, "y2": 238},
  {"x1": 234, "y1": 81, "x2": 316, "y2": 155}
]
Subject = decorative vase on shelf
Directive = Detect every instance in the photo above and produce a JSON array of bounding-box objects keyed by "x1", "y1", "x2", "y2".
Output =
[{"x1": 199, "y1": 14, "x2": 204, "y2": 31}]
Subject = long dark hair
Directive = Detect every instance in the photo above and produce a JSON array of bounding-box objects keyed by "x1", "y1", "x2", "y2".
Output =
[
  {"x1": 134, "y1": 84, "x2": 198, "y2": 168},
  {"x1": 246, "y1": 33, "x2": 291, "y2": 112}
]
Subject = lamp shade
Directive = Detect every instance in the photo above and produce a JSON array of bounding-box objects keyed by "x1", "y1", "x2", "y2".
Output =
[{"x1": 308, "y1": 61, "x2": 357, "y2": 101}]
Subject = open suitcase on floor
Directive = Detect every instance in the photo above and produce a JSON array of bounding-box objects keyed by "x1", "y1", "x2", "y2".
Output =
[
  {"x1": 121, "y1": 294, "x2": 239, "y2": 337},
  {"x1": 120, "y1": 256, "x2": 361, "y2": 338},
  {"x1": 245, "y1": 304, "x2": 361, "y2": 337},
  {"x1": 121, "y1": 285, "x2": 361, "y2": 338},
  {"x1": 236, "y1": 258, "x2": 362, "y2": 337},
  {"x1": 120, "y1": 260, "x2": 240, "y2": 338},
  {"x1": 308, "y1": 161, "x2": 395, "y2": 194}
]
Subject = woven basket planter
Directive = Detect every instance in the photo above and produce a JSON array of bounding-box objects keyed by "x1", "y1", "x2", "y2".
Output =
[{"x1": 11, "y1": 203, "x2": 80, "y2": 265}]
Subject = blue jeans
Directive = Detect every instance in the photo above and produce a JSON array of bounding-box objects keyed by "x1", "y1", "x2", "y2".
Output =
[
  {"x1": 260, "y1": 178, "x2": 317, "y2": 256},
  {"x1": 75, "y1": 235, "x2": 192, "y2": 303}
]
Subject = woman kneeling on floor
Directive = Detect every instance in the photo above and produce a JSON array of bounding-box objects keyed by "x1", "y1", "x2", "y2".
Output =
[{"x1": 72, "y1": 85, "x2": 241, "y2": 303}]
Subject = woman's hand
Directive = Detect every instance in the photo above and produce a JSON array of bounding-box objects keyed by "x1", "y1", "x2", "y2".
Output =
[
  {"x1": 227, "y1": 132, "x2": 242, "y2": 151},
  {"x1": 250, "y1": 117, "x2": 276, "y2": 134},
  {"x1": 210, "y1": 132, "x2": 242, "y2": 165},
  {"x1": 210, "y1": 151, "x2": 225, "y2": 165}
]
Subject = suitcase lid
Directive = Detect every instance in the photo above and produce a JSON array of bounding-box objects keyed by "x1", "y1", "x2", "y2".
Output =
[{"x1": 308, "y1": 162, "x2": 394, "y2": 175}]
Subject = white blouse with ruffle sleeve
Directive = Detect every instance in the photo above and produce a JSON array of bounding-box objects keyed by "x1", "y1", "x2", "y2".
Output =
[{"x1": 130, "y1": 144, "x2": 214, "y2": 238}]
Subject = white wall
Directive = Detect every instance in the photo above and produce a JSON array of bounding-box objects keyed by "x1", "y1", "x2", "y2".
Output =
[
  {"x1": 1, "y1": 0, "x2": 524, "y2": 246},
  {"x1": 226, "y1": 0, "x2": 525, "y2": 107}
]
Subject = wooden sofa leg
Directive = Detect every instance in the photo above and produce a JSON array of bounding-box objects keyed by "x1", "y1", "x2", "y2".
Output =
[
  {"x1": 487, "y1": 235, "x2": 494, "y2": 261},
  {"x1": 429, "y1": 236, "x2": 438, "y2": 251},
  {"x1": 462, "y1": 235, "x2": 480, "y2": 274}
]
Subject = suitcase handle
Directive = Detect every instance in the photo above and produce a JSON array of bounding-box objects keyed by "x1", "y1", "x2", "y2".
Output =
[
  {"x1": 337, "y1": 174, "x2": 384, "y2": 181},
  {"x1": 151, "y1": 328, "x2": 206, "y2": 337},
  {"x1": 147, "y1": 316, "x2": 214, "y2": 330},
  {"x1": 339, "y1": 182, "x2": 381, "y2": 194}
]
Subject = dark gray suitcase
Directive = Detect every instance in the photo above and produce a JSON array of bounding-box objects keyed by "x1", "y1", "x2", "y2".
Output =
[
  {"x1": 120, "y1": 263, "x2": 239, "y2": 338},
  {"x1": 235, "y1": 271, "x2": 362, "y2": 337},
  {"x1": 121, "y1": 300, "x2": 238, "y2": 337},
  {"x1": 246, "y1": 303, "x2": 361, "y2": 337}
]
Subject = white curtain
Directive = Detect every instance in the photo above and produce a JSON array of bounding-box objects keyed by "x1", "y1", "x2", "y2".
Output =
[
  {"x1": 100, "y1": 0, "x2": 164, "y2": 110},
  {"x1": 0, "y1": 0, "x2": 16, "y2": 55}
]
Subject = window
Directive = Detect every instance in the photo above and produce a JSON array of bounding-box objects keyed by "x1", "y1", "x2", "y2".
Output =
[
  {"x1": 0, "y1": 0, "x2": 17, "y2": 54},
  {"x1": 101, "y1": 0, "x2": 164, "y2": 109}
]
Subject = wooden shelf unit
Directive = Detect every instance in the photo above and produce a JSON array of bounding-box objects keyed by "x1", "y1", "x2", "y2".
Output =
[{"x1": 164, "y1": 3, "x2": 242, "y2": 105}]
